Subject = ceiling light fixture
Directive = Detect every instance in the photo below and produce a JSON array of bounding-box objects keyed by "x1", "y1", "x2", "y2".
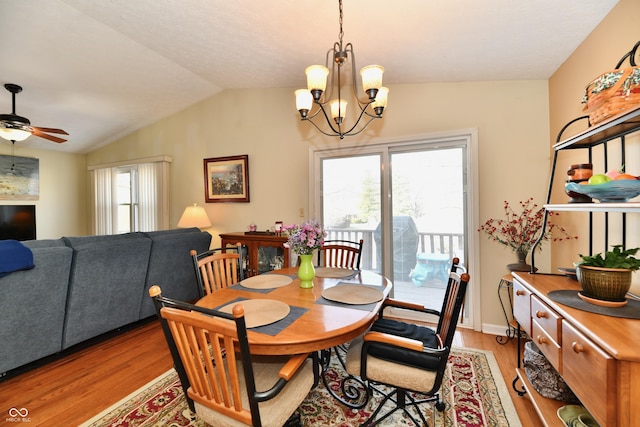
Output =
[{"x1": 294, "y1": 0, "x2": 388, "y2": 140}]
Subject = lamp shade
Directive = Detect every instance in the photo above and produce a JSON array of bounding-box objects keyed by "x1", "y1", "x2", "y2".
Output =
[{"x1": 177, "y1": 204, "x2": 211, "y2": 228}]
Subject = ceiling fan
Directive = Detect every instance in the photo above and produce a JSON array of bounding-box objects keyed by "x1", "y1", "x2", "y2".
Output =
[{"x1": 0, "y1": 83, "x2": 68, "y2": 144}]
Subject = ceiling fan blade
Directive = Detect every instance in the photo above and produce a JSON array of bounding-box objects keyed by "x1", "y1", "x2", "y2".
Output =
[
  {"x1": 32, "y1": 128, "x2": 67, "y2": 143},
  {"x1": 32, "y1": 126, "x2": 69, "y2": 135}
]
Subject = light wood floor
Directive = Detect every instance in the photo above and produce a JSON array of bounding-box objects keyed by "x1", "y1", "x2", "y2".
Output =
[{"x1": 0, "y1": 320, "x2": 543, "y2": 427}]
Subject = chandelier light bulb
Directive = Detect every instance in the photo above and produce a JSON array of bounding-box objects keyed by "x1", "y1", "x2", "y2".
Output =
[
  {"x1": 295, "y1": 89, "x2": 313, "y2": 118},
  {"x1": 371, "y1": 86, "x2": 389, "y2": 115},
  {"x1": 305, "y1": 65, "x2": 329, "y2": 99},
  {"x1": 330, "y1": 99, "x2": 348, "y2": 124},
  {"x1": 360, "y1": 65, "x2": 384, "y2": 99}
]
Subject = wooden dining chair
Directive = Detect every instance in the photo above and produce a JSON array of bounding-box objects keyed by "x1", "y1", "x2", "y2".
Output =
[
  {"x1": 345, "y1": 271, "x2": 470, "y2": 426},
  {"x1": 149, "y1": 285, "x2": 317, "y2": 427},
  {"x1": 191, "y1": 243, "x2": 244, "y2": 297},
  {"x1": 317, "y1": 239, "x2": 364, "y2": 269}
]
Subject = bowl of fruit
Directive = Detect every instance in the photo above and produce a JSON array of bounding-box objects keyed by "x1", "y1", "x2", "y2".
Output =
[{"x1": 565, "y1": 169, "x2": 640, "y2": 202}]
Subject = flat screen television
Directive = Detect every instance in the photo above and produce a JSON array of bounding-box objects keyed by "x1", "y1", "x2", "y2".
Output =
[{"x1": 0, "y1": 205, "x2": 36, "y2": 241}]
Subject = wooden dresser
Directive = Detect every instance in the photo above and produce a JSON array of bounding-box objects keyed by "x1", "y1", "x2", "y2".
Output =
[{"x1": 512, "y1": 272, "x2": 640, "y2": 427}]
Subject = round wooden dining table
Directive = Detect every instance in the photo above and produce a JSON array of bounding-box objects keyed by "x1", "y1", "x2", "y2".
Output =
[{"x1": 196, "y1": 267, "x2": 392, "y2": 355}]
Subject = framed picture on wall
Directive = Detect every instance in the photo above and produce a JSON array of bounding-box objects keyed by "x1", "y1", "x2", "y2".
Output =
[
  {"x1": 203, "y1": 155, "x2": 250, "y2": 203},
  {"x1": 0, "y1": 155, "x2": 39, "y2": 200}
]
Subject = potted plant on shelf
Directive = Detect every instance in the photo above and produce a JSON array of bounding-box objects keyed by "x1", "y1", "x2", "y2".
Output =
[{"x1": 576, "y1": 245, "x2": 640, "y2": 305}]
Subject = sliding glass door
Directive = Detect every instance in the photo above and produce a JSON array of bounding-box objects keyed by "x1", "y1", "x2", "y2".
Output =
[{"x1": 314, "y1": 133, "x2": 475, "y2": 326}]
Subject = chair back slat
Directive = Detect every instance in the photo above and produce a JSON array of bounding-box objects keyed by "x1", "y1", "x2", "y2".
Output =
[
  {"x1": 163, "y1": 306, "x2": 253, "y2": 425},
  {"x1": 192, "y1": 244, "x2": 243, "y2": 297},
  {"x1": 319, "y1": 239, "x2": 363, "y2": 269}
]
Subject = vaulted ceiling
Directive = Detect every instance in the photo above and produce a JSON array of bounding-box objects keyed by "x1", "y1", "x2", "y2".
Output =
[{"x1": 0, "y1": 0, "x2": 619, "y2": 153}]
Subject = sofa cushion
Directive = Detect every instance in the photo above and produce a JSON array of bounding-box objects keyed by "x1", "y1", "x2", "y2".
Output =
[
  {"x1": 0, "y1": 240, "x2": 72, "y2": 374},
  {"x1": 62, "y1": 233, "x2": 152, "y2": 349},
  {"x1": 139, "y1": 228, "x2": 211, "y2": 318}
]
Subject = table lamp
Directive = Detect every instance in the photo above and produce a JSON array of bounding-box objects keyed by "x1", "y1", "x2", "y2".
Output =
[{"x1": 177, "y1": 204, "x2": 211, "y2": 229}]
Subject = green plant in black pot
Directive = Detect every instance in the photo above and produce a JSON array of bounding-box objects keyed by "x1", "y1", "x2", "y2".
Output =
[{"x1": 576, "y1": 245, "x2": 640, "y2": 303}]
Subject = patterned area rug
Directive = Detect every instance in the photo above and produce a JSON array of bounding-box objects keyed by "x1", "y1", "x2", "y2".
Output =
[{"x1": 81, "y1": 347, "x2": 521, "y2": 427}]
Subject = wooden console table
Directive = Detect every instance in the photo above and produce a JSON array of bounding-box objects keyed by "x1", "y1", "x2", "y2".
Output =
[
  {"x1": 512, "y1": 272, "x2": 640, "y2": 427},
  {"x1": 220, "y1": 232, "x2": 290, "y2": 277}
]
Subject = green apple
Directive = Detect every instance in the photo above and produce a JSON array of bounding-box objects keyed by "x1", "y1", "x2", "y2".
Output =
[{"x1": 588, "y1": 174, "x2": 612, "y2": 185}]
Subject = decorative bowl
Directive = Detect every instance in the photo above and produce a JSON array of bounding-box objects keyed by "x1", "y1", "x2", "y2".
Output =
[
  {"x1": 565, "y1": 179, "x2": 640, "y2": 202},
  {"x1": 564, "y1": 179, "x2": 592, "y2": 203}
]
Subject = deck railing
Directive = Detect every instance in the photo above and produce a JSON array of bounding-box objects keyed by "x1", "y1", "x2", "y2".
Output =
[{"x1": 325, "y1": 228, "x2": 465, "y2": 271}]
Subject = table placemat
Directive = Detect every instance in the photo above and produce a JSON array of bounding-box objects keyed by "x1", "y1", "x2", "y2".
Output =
[
  {"x1": 316, "y1": 284, "x2": 385, "y2": 312},
  {"x1": 214, "y1": 297, "x2": 307, "y2": 336},
  {"x1": 322, "y1": 284, "x2": 384, "y2": 305},
  {"x1": 548, "y1": 290, "x2": 640, "y2": 319},
  {"x1": 239, "y1": 274, "x2": 293, "y2": 289},
  {"x1": 217, "y1": 299, "x2": 290, "y2": 328},
  {"x1": 315, "y1": 267, "x2": 359, "y2": 279}
]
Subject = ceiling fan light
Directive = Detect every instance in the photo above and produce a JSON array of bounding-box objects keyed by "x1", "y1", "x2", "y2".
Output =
[{"x1": 0, "y1": 127, "x2": 31, "y2": 142}]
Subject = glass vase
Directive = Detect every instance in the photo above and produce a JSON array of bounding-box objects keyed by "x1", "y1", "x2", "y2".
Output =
[{"x1": 297, "y1": 254, "x2": 315, "y2": 288}]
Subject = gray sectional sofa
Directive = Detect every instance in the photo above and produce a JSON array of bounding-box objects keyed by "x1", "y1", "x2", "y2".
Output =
[{"x1": 0, "y1": 227, "x2": 211, "y2": 377}]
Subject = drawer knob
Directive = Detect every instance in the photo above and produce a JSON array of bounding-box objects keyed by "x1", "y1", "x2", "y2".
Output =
[
  {"x1": 536, "y1": 335, "x2": 547, "y2": 345},
  {"x1": 571, "y1": 342, "x2": 584, "y2": 353},
  {"x1": 535, "y1": 310, "x2": 547, "y2": 319},
  {"x1": 515, "y1": 290, "x2": 525, "y2": 296}
]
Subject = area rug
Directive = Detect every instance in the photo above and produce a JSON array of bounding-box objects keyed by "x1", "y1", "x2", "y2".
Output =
[{"x1": 81, "y1": 347, "x2": 521, "y2": 427}]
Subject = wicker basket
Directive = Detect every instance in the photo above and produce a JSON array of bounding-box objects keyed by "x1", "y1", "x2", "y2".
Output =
[
  {"x1": 582, "y1": 67, "x2": 640, "y2": 125},
  {"x1": 523, "y1": 342, "x2": 578, "y2": 402}
]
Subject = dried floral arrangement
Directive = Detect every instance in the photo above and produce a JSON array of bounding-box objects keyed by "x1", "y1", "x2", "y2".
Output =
[{"x1": 478, "y1": 198, "x2": 577, "y2": 253}]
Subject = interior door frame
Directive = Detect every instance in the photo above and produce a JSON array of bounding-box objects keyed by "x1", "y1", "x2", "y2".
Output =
[{"x1": 309, "y1": 129, "x2": 481, "y2": 331}]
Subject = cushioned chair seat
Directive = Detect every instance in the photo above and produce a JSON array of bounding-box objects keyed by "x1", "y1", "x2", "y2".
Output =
[
  {"x1": 195, "y1": 356, "x2": 315, "y2": 427},
  {"x1": 346, "y1": 336, "x2": 438, "y2": 394}
]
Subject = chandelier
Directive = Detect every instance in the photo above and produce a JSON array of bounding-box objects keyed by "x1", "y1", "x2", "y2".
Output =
[{"x1": 294, "y1": 0, "x2": 388, "y2": 139}]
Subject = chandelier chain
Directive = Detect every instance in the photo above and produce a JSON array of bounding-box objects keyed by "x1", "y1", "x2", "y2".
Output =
[{"x1": 338, "y1": 0, "x2": 344, "y2": 45}]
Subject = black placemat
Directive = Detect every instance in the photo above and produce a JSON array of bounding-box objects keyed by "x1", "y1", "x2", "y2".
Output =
[{"x1": 548, "y1": 290, "x2": 640, "y2": 319}]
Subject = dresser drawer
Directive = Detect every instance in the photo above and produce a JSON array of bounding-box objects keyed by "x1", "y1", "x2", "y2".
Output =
[
  {"x1": 531, "y1": 318, "x2": 561, "y2": 373},
  {"x1": 531, "y1": 295, "x2": 562, "y2": 344},
  {"x1": 512, "y1": 279, "x2": 531, "y2": 336},
  {"x1": 562, "y1": 321, "x2": 616, "y2": 427}
]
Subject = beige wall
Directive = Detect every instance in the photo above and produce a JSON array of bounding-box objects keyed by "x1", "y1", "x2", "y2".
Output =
[
  {"x1": 0, "y1": 144, "x2": 86, "y2": 239},
  {"x1": 549, "y1": 0, "x2": 640, "y2": 295},
  {"x1": 87, "y1": 79, "x2": 551, "y2": 331}
]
